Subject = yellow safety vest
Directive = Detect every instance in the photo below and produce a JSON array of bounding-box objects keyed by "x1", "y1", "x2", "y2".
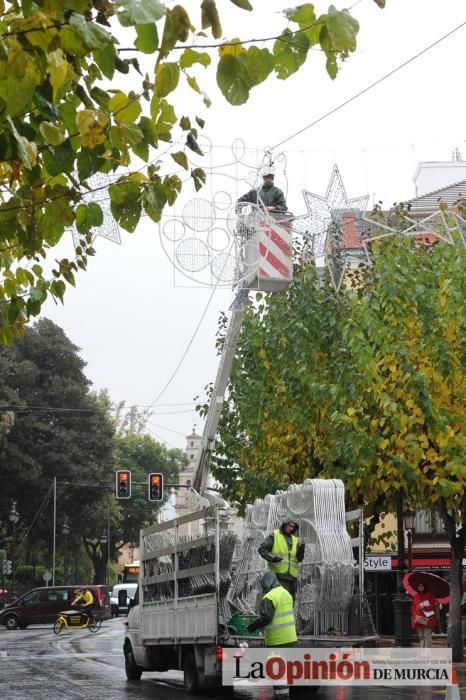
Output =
[
  {"x1": 269, "y1": 530, "x2": 299, "y2": 578},
  {"x1": 263, "y1": 586, "x2": 297, "y2": 646}
]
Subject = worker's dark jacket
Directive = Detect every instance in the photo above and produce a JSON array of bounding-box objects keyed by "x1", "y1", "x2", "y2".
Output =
[
  {"x1": 237, "y1": 184, "x2": 287, "y2": 212},
  {"x1": 258, "y1": 514, "x2": 305, "y2": 582}
]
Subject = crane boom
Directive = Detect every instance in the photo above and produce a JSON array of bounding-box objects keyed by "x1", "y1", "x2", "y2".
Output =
[{"x1": 192, "y1": 288, "x2": 249, "y2": 496}]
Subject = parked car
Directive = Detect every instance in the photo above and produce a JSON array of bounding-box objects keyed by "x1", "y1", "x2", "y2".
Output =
[
  {"x1": 0, "y1": 585, "x2": 111, "y2": 630},
  {"x1": 110, "y1": 583, "x2": 137, "y2": 617}
]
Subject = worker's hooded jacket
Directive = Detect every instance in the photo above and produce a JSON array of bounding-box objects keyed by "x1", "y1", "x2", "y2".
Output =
[
  {"x1": 258, "y1": 513, "x2": 305, "y2": 581},
  {"x1": 247, "y1": 572, "x2": 297, "y2": 646},
  {"x1": 237, "y1": 183, "x2": 287, "y2": 212}
]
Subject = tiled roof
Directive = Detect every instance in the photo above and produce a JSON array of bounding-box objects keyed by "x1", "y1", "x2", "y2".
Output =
[{"x1": 407, "y1": 178, "x2": 466, "y2": 212}]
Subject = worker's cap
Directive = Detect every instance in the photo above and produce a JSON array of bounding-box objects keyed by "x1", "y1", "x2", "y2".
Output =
[{"x1": 261, "y1": 165, "x2": 275, "y2": 178}]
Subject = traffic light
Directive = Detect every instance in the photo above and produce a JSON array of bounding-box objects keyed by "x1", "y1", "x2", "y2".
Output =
[
  {"x1": 116, "y1": 470, "x2": 131, "y2": 499},
  {"x1": 148, "y1": 473, "x2": 163, "y2": 501}
]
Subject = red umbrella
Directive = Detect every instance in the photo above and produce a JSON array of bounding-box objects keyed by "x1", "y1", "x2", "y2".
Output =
[{"x1": 402, "y1": 571, "x2": 450, "y2": 604}]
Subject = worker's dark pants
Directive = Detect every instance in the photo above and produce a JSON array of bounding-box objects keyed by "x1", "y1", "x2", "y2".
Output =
[
  {"x1": 277, "y1": 577, "x2": 297, "y2": 603},
  {"x1": 267, "y1": 642, "x2": 297, "y2": 697}
]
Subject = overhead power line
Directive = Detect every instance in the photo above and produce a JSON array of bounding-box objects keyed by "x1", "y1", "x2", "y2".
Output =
[{"x1": 271, "y1": 22, "x2": 466, "y2": 151}]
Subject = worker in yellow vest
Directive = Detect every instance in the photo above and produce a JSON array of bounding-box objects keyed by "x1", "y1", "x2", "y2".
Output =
[
  {"x1": 258, "y1": 514, "x2": 305, "y2": 602},
  {"x1": 247, "y1": 572, "x2": 297, "y2": 698}
]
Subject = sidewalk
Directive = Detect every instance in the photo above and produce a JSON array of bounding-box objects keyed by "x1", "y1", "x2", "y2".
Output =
[{"x1": 379, "y1": 634, "x2": 452, "y2": 648}]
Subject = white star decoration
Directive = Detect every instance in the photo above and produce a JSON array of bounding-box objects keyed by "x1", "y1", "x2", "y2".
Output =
[
  {"x1": 362, "y1": 209, "x2": 466, "y2": 262},
  {"x1": 300, "y1": 165, "x2": 369, "y2": 291}
]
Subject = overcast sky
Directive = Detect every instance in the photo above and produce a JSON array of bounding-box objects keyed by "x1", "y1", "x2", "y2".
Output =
[{"x1": 41, "y1": 0, "x2": 465, "y2": 451}]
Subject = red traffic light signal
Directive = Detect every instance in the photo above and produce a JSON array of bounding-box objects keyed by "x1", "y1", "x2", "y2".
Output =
[
  {"x1": 148, "y1": 473, "x2": 163, "y2": 502},
  {"x1": 116, "y1": 470, "x2": 131, "y2": 499}
]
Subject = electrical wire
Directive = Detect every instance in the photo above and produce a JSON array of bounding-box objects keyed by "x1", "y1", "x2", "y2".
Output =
[{"x1": 270, "y1": 22, "x2": 466, "y2": 151}]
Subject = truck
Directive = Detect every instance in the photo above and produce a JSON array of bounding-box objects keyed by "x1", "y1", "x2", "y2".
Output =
[{"x1": 123, "y1": 201, "x2": 378, "y2": 693}]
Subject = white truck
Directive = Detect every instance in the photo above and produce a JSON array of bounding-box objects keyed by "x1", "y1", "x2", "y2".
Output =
[
  {"x1": 123, "y1": 492, "x2": 377, "y2": 693},
  {"x1": 123, "y1": 206, "x2": 377, "y2": 692}
]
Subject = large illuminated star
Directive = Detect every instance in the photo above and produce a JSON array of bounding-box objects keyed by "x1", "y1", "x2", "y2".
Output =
[
  {"x1": 300, "y1": 165, "x2": 369, "y2": 290},
  {"x1": 361, "y1": 209, "x2": 465, "y2": 262}
]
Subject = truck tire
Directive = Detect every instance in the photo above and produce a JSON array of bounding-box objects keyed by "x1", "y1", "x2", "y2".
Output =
[
  {"x1": 183, "y1": 650, "x2": 200, "y2": 695},
  {"x1": 125, "y1": 644, "x2": 143, "y2": 681}
]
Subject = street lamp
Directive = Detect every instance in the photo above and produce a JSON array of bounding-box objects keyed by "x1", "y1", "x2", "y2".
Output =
[
  {"x1": 392, "y1": 493, "x2": 412, "y2": 647},
  {"x1": 9, "y1": 501, "x2": 19, "y2": 597},
  {"x1": 62, "y1": 516, "x2": 70, "y2": 584},
  {"x1": 100, "y1": 532, "x2": 108, "y2": 585},
  {"x1": 404, "y1": 509, "x2": 416, "y2": 572}
]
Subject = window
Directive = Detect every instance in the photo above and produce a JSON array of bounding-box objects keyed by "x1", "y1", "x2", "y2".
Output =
[
  {"x1": 190, "y1": 441, "x2": 194, "y2": 447},
  {"x1": 190, "y1": 454, "x2": 194, "y2": 460},
  {"x1": 22, "y1": 590, "x2": 43, "y2": 604},
  {"x1": 186, "y1": 479, "x2": 191, "y2": 487},
  {"x1": 47, "y1": 589, "x2": 70, "y2": 602}
]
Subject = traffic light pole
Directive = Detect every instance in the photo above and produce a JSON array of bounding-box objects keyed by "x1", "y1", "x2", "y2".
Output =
[{"x1": 52, "y1": 476, "x2": 57, "y2": 587}]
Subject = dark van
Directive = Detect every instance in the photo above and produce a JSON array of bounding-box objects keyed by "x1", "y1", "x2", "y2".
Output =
[{"x1": 0, "y1": 585, "x2": 110, "y2": 630}]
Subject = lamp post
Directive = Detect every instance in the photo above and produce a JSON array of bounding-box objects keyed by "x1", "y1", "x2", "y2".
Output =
[
  {"x1": 62, "y1": 516, "x2": 70, "y2": 585},
  {"x1": 100, "y1": 533, "x2": 108, "y2": 585},
  {"x1": 392, "y1": 493, "x2": 412, "y2": 647},
  {"x1": 403, "y1": 509, "x2": 416, "y2": 573},
  {"x1": 9, "y1": 501, "x2": 19, "y2": 598}
]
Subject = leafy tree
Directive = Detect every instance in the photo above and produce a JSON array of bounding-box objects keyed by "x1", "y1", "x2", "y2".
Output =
[
  {"x1": 0, "y1": 318, "x2": 116, "y2": 583},
  {"x1": 0, "y1": 0, "x2": 383, "y2": 342},
  {"x1": 212, "y1": 212, "x2": 465, "y2": 658}
]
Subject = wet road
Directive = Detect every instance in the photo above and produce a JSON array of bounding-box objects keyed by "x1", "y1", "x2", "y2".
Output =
[{"x1": 0, "y1": 620, "x2": 465, "y2": 699}]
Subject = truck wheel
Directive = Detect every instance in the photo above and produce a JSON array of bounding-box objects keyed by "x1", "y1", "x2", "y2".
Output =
[
  {"x1": 125, "y1": 644, "x2": 143, "y2": 681},
  {"x1": 184, "y1": 650, "x2": 200, "y2": 695},
  {"x1": 4, "y1": 614, "x2": 19, "y2": 630}
]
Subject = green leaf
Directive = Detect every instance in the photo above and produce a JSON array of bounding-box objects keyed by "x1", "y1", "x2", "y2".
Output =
[
  {"x1": 39, "y1": 122, "x2": 66, "y2": 146},
  {"x1": 229, "y1": 0, "x2": 253, "y2": 9},
  {"x1": 108, "y1": 92, "x2": 142, "y2": 124},
  {"x1": 273, "y1": 29, "x2": 309, "y2": 80},
  {"x1": 186, "y1": 74, "x2": 201, "y2": 95},
  {"x1": 155, "y1": 62, "x2": 180, "y2": 97},
  {"x1": 159, "y1": 6, "x2": 192, "y2": 57},
  {"x1": 69, "y1": 14, "x2": 113, "y2": 50},
  {"x1": 50, "y1": 280, "x2": 66, "y2": 302},
  {"x1": 77, "y1": 146, "x2": 104, "y2": 181},
  {"x1": 180, "y1": 49, "x2": 211, "y2": 69},
  {"x1": 0, "y1": 51, "x2": 39, "y2": 116},
  {"x1": 217, "y1": 47, "x2": 274, "y2": 105},
  {"x1": 93, "y1": 42, "x2": 117, "y2": 80},
  {"x1": 76, "y1": 109, "x2": 108, "y2": 148},
  {"x1": 191, "y1": 167, "x2": 206, "y2": 192},
  {"x1": 109, "y1": 179, "x2": 142, "y2": 232},
  {"x1": 171, "y1": 151, "x2": 188, "y2": 170},
  {"x1": 43, "y1": 142, "x2": 74, "y2": 177},
  {"x1": 284, "y1": 3, "x2": 316, "y2": 27},
  {"x1": 325, "y1": 53, "x2": 338, "y2": 80},
  {"x1": 151, "y1": 97, "x2": 176, "y2": 139},
  {"x1": 75, "y1": 202, "x2": 104, "y2": 233},
  {"x1": 134, "y1": 23, "x2": 159, "y2": 54},
  {"x1": 142, "y1": 180, "x2": 167, "y2": 222},
  {"x1": 180, "y1": 116, "x2": 191, "y2": 131},
  {"x1": 325, "y1": 6, "x2": 359, "y2": 52},
  {"x1": 163, "y1": 174, "x2": 182, "y2": 205},
  {"x1": 115, "y1": 0, "x2": 166, "y2": 25},
  {"x1": 201, "y1": 0, "x2": 222, "y2": 39},
  {"x1": 39, "y1": 190, "x2": 74, "y2": 244},
  {"x1": 47, "y1": 49, "x2": 71, "y2": 102}
]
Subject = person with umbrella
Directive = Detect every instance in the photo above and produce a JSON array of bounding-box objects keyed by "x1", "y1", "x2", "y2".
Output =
[{"x1": 411, "y1": 582, "x2": 439, "y2": 648}]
